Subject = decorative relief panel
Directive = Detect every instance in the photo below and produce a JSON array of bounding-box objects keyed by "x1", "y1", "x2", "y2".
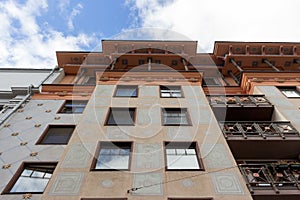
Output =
[
  {"x1": 132, "y1": 172, "x2": 163, "y2": 195},
  {"x1": 201, "y1": 144, "x2": 233, "y2": 169},
  {"x1": 49, "y1": 172, "x2": 84, "y2": 195},
  {"x1": 133, "y1": 143, "x2": 162, "y2": 170},
  {"x1": 211, "y1": 172, "x2": 244, "y2": 195},
  {"x1": 61, "y1": 143, "x2": 93, "y2": 168}
]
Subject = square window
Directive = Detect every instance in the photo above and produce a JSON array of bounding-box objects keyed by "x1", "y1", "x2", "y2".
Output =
[
  {"x1": 106, "y1": 108, "x2": 136, "y2": 126},
  {"x1": 138, "y1": 59, "x2": 145, "y2": 65},
  {"x1": 162, "y1": 108, "x2": 191, "y2": 126},
  {"x1": 59, "y1": 100, "x2": 88, "y2": 114},
  {"x1": 114, "y1": 85, "x2": 138, "y2": 97},
  {"x1": 278, "y1": 87, "x2": 300, "y2": 98},
  {"x1": 121, "y1": 59, "x2": 128, "y2": 65},
  {"x1": 37, "y1": 125, "x2": 75, "y2": 145},
  {"x1": 252, "y1": 61, "x2": 258, "y2": 67},
  {"x1": 4, "y1": 163, "x2": 56, "y2": 194},
  {"x1": 165, "y1": 142, "x2": 203, "y2": 170},
  {"x1": 168, "y1": 198, "x2": 213, "y2": 200},
  {"x1": 202, "y1": 78, "x2": 221, "y2": 86},
  {"x1": 171, "y1": 60, "x2": 178, "y2": 66},
  {"x1": 160, "y1": 86, "x2": 183, "y2": 98},
  {"x1": 92, "y1": 142, "x2": 132, "y2": 170},
  {"x1": 82, "y1": 199, "x2": 127, "y2": 200}
]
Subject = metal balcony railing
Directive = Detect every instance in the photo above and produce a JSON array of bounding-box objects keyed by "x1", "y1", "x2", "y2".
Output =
[
  {"x1": 239, "y1": 161, "x2": 300, "y2": 194},
  {"x1": 208, "y1": 95, "x2": 273, "y2": 107},
  {"x1": 220, "y1": 121, "x2": 300, "y2": 139}
]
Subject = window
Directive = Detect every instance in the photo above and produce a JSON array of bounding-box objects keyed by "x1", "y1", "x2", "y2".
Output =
[
  {"x1": 168, "y1": 198, "x2": 213, "y2": 200},
  {"x1": 81, "y1": 198, "x2": 127, "y2": 200},
  {"x1": 160, "y1": 85, "x2": 182, "y2": 98},
  {"x1": 59, "y1": 100, "x2": 88, "y2": 114},
  {"x1": 278, "y1": 86, "x2": 300, "y2": 98},
  {"x1": 106, "y1": 108, "x2": 136, "y2": 126},
  {"x1": 165, "y1": 142, "x2": 203, "y2": 170},
  {"x1": 92, "y1": 142, "x2": 132, "y2": 170},
  {"x1": 202, "y1": 78, "x2": 221, "y2": 86},
  {"x1": 5, "y1": 163, "x2": 56, "y2": 194},
  {"x1": 37, "y1": 125, "x2": 75, "y2": 144},
  {"x1": 114, "y1": 85, "x2": 138, "y2": 97},
  {"x1": 162, "y1": 108, "x2": 191, "y2": 126}
]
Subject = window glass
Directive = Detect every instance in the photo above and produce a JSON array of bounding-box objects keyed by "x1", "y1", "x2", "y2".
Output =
[
  {"x1": 115, "y1": 85, "x2": 138, "y2": 97},
  {"x1": 278, "y1": 87, "x2": 300, "y2": 98},
  {"x1": 106, "y1": 108, "x2": 135, "y2": 126},
  {"x1": 162, "y1": 108, "x2": 190, "y2": 125},
  {"x1": 165, "y1": 142, "x2": 201, "y2": 170},
  {"x1": 38, "y1": 125, "x2": 75, "y2": 144},
  {"x1": 59, "y1": 100, "x2": 88, "y2": 114},
  {"x1": 9, "y1": 163, "x2": 56, "y2": 193},
  {"x1": 95, "y1": 142, "x2": 131, "y2": 170},
  {"x1": 160, "y1": 86, "x2": 182, "y2": 98}
]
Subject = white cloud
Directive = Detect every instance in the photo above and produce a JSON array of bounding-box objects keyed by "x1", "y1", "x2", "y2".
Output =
[
  {"x1": 126, "y1": 0, "x2": 300, "y2": 52},
  {"x1": 0, "y1": 0, "x2": 97, "y2": 69},
  {"x1": 68, "y1": 3, "x2": 83, "y2": 31}
]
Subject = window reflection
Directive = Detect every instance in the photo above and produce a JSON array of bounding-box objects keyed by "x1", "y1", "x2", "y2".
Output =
[
  {"x1": 95, "y1": 142, "x2": 132, "y2": 170},
  {"x1": 165, "y1": 142, "x2": 201, "y2": 170},
  {"x1": 9, "y1": 163, "x2": 56, "y2": 193}
]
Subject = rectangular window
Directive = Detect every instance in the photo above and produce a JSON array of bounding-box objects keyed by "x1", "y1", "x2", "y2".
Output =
[
  {"x1": 92, "y1": 142, "x2": 132, "y2": 170},
  {"x1": 114, "y1": 85, "x2": 138, "y2": 97},
  {"x1": 106, "y1": 108, "x2": 136, "y2": 126},
  {"x1": 168, "y1": 198, "x2": 213, "y2": 200},
  {"x1": 59, "y1": 100, "x2": 88, "y2": 114},
  {"x1": 5, "y1": 163, "x2": 56, "y2": 194},
  {"x1": 160, "y1": 86, "x2": 182, "y2": 98},
  {"x1": 165, "y1": 142, "x2": 203, "y2": 170},
  {"x1": 202, "y1": 78, "x2": 221, "y2": 86},
  {"x1": 162, "y1": 108, "x2": 191, "y2": 126},
  {"x1": 37, "y1": 125, "x2": 75, "y2": 145},
  {"x1": 160, "y1": 85, "x2": 183, "y2": 98},
  {"x1": 81, "y1": 198, "x2": 127, "y2": 200},
  {"x1": 278, "y1": 86, "x2": 300, "y2": 98}
]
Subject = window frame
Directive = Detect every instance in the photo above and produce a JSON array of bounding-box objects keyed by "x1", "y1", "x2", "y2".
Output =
[
  {"x1": 91, "y1": 142, "x2": 133, "y2": 171},
  {"x1": 161, "y1": 108, "x2": 192, "y2": 126},
  {"x1": 168, "y1": 198, "x2": 213, "y2": 200},
  {"x1": 81, "y1": 198, "x2": 127, "y2": 200},
  {"x1": 36, "y1": 125, "x2": 75, "y2": 145},
  {"x1": 277, "y1": 86, "x2": 300, "y2": 98},
  {"x1": 202, "y1": 77, "x2": 222, "y2": 86},
  {"x1": 160, "y1": 85, "x2": 183, "y2": 98},
  {"x1": 105, "y1": 107, "x2": 136, "y2": 126},
  {"x1": 114, "y1": 85, "x2": 138, "y2": 98},
  {"x1": 164, "y1": 142, "x2": 204, "y2": 171},
  {"x1": 58, "y1": 100, "x2": 88, "y2": 114},
  {"x1": 2, "y1": 162, "x2": 57, "y2": 194}
]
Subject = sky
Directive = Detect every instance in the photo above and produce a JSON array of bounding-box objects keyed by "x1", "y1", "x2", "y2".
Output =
[{"x1": 1, "y1": 0, "x2": 300, "y2": 68}]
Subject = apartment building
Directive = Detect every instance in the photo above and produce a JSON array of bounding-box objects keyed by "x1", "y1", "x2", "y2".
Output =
[{"x1": 0, "y1": 40, "x2": 299, "y2": 200}]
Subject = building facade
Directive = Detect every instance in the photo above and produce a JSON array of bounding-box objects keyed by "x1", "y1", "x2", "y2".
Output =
[{"x1": 0, "y1": 40, "x2": 300, "y2": 200}]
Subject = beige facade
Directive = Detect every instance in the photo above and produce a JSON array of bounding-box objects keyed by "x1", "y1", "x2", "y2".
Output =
[{"x1": 0, "y1": 40, "x2": 300, "y2": 200}]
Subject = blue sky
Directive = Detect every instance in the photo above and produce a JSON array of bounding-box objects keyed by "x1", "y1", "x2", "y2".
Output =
[{"x1": 1, "y1": 0, "x2": 300, "y2": 68}]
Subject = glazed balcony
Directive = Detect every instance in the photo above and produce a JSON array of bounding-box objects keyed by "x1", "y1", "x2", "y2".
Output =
[
  {"x1": 239, "y1": 161, "x2": 300, "y2": 200},
  {"x1": 208, "y1": 95, "x2": 274, "y2": 121},
  {"x1": 219, "y1": 121, "x2": 300, "y2": 159}
]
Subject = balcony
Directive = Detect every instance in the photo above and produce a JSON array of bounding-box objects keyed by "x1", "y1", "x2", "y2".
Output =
[
  {"x1": 239, "y1": 161, "x2": 300, "y2": 200},
  {"x1": 221, "y1": 121, "x2": 300, "y2": 139},
  {"x1": 219, "y1": 121, "x2": 300, "y2": 159},
  {"x1": 208, "y1": 95, "x2": 274, "y2": 121}
]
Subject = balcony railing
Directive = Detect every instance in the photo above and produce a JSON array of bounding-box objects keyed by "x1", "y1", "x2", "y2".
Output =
[
  {"x1": 208, "y1": 95, "x2": 274, "y2": 121},
  {"x1": 239, "y1": 161, "x2": 300, "y2": 194},
  {"x1": 220, "y1": 121, "x2": 300, "y2": 139},
  {"x1": 208, "y1": 95, "x2": 273, "y2": 107}
]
